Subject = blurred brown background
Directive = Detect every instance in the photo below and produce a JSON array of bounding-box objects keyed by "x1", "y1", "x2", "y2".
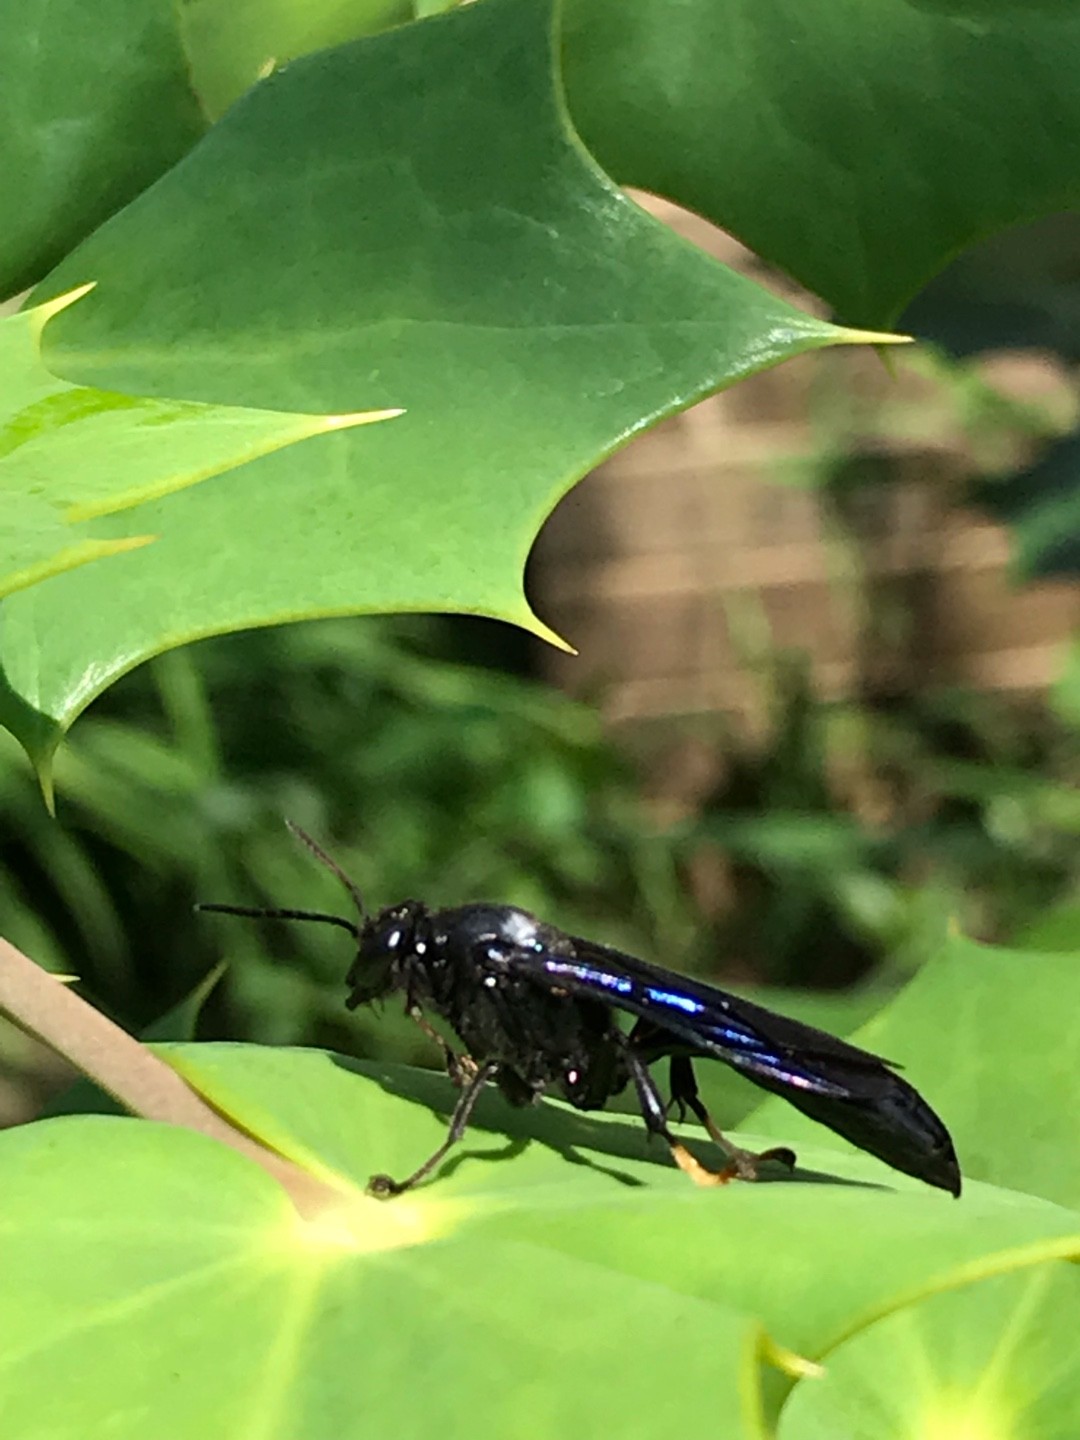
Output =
[{"x1": 534, "y1": 199, "x2": 1078, "y2": 727}]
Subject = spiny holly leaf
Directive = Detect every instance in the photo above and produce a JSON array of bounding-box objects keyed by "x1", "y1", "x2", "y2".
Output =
[
  {"x1": 778, "y1": 1264, "x2": 1080, "y2": 1439},
  {"x1": 562, "y1": 0, "x2": 1080, "y2": 327},
  {"x1": 1, "y1": 1043, "x2": 1078, "y2": 1440},
  {"x1": 2, "y1": 0, "x2": 894, "y2": 784},
  {"x1": 0, "y1": 287, "x2": 399, "y2": 601}
]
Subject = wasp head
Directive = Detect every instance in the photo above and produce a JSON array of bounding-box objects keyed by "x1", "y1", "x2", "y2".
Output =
[{"x1": 345, "y1": 903, "x2": 429, "y2": 1009}]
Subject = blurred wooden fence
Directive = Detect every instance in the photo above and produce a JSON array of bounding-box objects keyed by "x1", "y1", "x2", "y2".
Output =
[{"x1": 532, "y1": 200, "x2": 1079, "y2": 722}]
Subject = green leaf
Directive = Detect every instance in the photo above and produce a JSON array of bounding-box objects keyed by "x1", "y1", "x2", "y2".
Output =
[
  {"x1": 165, "y1": 1047, "x2": 1080, "y2": 1347},
  {"x1": 927, "y1": 758, "x2": 1080, "y2": 833},
  {"x1": 696, "y1": 812, "x2": 877, "y2": 875},
  {"x1": 2, "y1": 1043, "x2": 1078, "y2": 1439},
  {"x1": 0, "y1": 0, "x2": 206, "y2": 298},
  {"x1": 0, "y1": 1114, "x2": 768, "y2": 1439},
  {"x1": 178, "y1": 0, "x2": 415, "y2": 119},
  {"x1": 562, "y1": 0, "x2": 1080, "y2": 327},
  {"x1": 3, "y1": 0, "x2": 889, "y2": 779},
  {"x1": 749, "y1": 931, "x2": 1080, "y2": 1211},
  {"x1": 1052, "y1": 636, "x2": 1080, "y2": 730},
  {"x1": 142, "y1": 963, "x2": 228, "y2": 1044},
  {"x1": 974, "y1": 429, "x2": 1080, "y2": 579},
  {"x1": 778, "y1": 1264, "x2": 1080, "y2": 1439},
  {"x1": 0, "y1": 287, "x2": 400, "y2": 600},
  {"x1": 1012, "y1": 900, "x2": 1080, "y2": 956}
]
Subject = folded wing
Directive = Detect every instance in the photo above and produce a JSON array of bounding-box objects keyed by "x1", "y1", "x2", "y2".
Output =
[{"x1": 505, "y1": 935, "x2": 960, "y2": 1195}]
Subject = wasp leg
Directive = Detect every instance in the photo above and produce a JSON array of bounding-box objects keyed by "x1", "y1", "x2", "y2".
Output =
[
  {"x1": 368, "y1": 1061, "x2": 498, "y2": 1198},
  {"x1": 666, "y1": 1093, "x2": 689, "y2": 1125},
  {"x1": 626, "y1": 1019, "x2": 689, "y2": 1125},
  {"x1": 669, "y1": 1055, "x2": 796, "y2": 1181},
  {"x1": 406, "y1": 1003, "x2": 479, "y2": 1087},
  {"x1": 619, "y1": 1043, "x2": 734, "y2": 1187}
]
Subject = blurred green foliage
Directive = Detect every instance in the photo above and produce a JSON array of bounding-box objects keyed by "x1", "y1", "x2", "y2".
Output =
[
  {"x1": 1, "y1": 606, "x2": 1076, "y2": 1098},
  {"x1": 690, "y1": 655, "x2": 1080, "y2": 991},
  {"x1": 679, "y1": 339, "x2": 1080, "y2": 991},
  {"x1": 0, "y1": 617, "x2": 690, "y2": 1064}
]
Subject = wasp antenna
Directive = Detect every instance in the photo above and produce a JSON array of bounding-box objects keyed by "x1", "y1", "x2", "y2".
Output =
[
  {"x1": 196, "y1": 902, "x2": 361, "y2": 940},
  {"x1": 284, "y1": 820, "x2": 368, "y2": 923}
]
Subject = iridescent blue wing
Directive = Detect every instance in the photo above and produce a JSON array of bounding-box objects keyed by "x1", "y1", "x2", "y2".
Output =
[
  {"x1": 518, "y1": 934, "x2": 886, "y2": 1098},
  {"x1": 509, "y1": 935, "x2": 960, "y2": 1194},
  {"x1": 474, "y1": 922, "x2": 959, "y2": 1195}
]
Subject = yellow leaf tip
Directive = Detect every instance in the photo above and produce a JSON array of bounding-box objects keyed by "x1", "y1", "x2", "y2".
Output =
[
  {"x1": 834, "y1": 325, "x2": 913, "y2": 347},
  {"x1": 39, "y1": 281, "x2": 97, "y2": 319},
  {"x1": 24, "y1": 281, "x2": 97, "y2": 339},
  {"x1": 323, "y1": 407, "x2": 405, "y2": 432},
  {"x1": 526, "y1": 613, "x2": 577, "y2": 653},
  {"x1": 38, "y1": 767, "x2": 56, "y2": 815},
  {"x1": 760, "y1": 1333, "x2": 824, "y2": 1380}
]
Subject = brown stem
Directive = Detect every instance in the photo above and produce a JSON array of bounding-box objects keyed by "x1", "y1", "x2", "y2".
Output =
[{"x1": 0, "y1": 935, "x2": 341, "y2": 1219}]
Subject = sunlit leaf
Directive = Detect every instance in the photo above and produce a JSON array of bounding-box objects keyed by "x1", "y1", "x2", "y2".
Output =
[
  {"x1": 0, "y1": 287, "x2": 399, "y2": 601},
  {"x1": 750, "y1": 931, "x2": 1080, "y2": 1211},
  {"x1": 778, "y1": 1264, "x2": 1080, "y2": 1440},
  {"x1": 1, "y1": 0, "x2": 890, "y2": 782},
  {"x1": 1, "y1": 1042, "x2": 1077, "y2": 1439}
]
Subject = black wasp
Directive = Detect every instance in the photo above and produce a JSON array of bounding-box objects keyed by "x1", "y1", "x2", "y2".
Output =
[{"x1": 200, "y1": 824, "x2": 960, "y2": 1198}]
